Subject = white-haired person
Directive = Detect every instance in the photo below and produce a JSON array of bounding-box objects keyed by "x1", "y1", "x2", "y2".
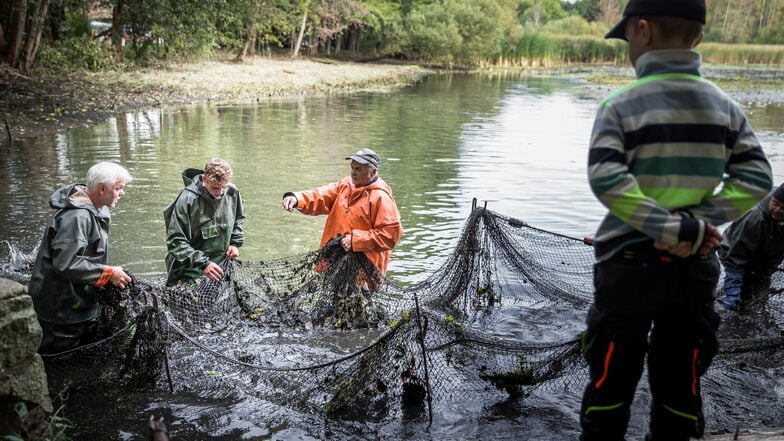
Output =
[{"x1": 29, "y1": 161, "x2": 134, "y2": 354}]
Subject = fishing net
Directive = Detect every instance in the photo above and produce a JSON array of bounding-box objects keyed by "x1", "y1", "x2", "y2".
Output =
[{"x1": 2, "y1": 204, "x2": 783, "y2": 425}]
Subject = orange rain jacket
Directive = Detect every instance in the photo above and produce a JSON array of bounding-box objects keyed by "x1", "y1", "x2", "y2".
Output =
[{"x1": 293, "y1": 176, "x2": 403, "y2": 275}]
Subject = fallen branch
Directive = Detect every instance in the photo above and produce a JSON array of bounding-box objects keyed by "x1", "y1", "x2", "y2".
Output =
[
  {"x1": 0, "y1": 113, "x2": 11, "y2": 143},
  {"x1": 0, "y1": 65, "x2": 34, "y2": 81}
]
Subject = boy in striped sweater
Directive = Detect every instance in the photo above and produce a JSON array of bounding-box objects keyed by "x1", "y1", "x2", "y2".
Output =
[{"x1": 579, "y1": 0, "x2": 773, "y2": 440}]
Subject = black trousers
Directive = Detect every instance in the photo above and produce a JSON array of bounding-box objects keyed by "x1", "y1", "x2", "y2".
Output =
[
  {"x1": 38, "y1": 318, "x2": 100, "y2": 355},
  {"x1": 580, "y1": 243, "x2": 720, "y2": 441}
]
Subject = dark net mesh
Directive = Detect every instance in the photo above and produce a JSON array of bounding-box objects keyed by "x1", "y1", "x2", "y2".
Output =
[{"x1": 2, "y1": 206, "x2": 782, "y2": 424}]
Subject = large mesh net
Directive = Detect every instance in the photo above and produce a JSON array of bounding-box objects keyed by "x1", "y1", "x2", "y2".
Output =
[{"x1": 2, "y1": 204, "x2": 783, "y2": 427}]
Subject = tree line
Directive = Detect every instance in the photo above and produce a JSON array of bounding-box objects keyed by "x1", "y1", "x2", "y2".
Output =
[{"x1": 1, "y1": 0, "x2": 783, "y2": 73}]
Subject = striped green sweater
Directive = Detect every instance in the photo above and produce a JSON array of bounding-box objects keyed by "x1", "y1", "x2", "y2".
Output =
[{"x1": 588, "y1": 49, "x2": 773, "y2": 261}]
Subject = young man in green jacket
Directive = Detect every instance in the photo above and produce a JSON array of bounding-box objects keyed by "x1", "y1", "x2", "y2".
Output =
[
  {"x1": 164, "y1": 158, "x2": 246, "y2": 286},
  {"x1": 29, "y1": 161, "x2": 134, "y2": 354},
  {"x1": 580, "y1": 0, "x2": 773, "y2": 439}
]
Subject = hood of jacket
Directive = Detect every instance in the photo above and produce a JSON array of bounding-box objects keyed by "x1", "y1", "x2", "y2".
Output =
[
  {"x1": 49, "y1": 184, "x2": 108, "y2": 219},
  {"x1": 181, "y1": 168, "x2": 202, "y2": 186},
  {"x1": 180, "y1": 168, "x2": 237, "y2": 200},
  {"x1": 182, "y1": 168, "x2": 204, "y2": 196},
  {"x1": 357, "y1": 175, "x2": 393, "y2": 198},
  {"x1": 757, "y1": 192, "x2": 774, "y2": 218}
]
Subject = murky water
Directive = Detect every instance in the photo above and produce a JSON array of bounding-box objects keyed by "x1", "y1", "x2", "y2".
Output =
[{"x1": 1, "y1": 69, "x2": 783, "y2": 440}]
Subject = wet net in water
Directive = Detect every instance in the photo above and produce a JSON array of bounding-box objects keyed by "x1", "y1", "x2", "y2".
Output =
[{"x1": 2, "y1": 206, "x2": 783, "y2": 426}]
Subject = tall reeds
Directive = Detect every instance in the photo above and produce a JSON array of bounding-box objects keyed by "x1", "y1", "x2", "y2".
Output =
[
  {"x1": 699, "y1": 43, "x2": 784, "y2": 65},
  {"x1": 502, "y1": 32, "x2": 784, "y2": 67},
  {"x1": 507, "y1": 31, "x2": 627, "y2": 66}
]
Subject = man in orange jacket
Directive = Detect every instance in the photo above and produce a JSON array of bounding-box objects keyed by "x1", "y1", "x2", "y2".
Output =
[{"x1": 281, "y1": 148, "x2": 403, "y2": 279}]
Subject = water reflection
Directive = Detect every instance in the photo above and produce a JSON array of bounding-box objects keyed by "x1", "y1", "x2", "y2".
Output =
[{"x1": 2, "y1": 73, "x2": 784, "y2": 286}]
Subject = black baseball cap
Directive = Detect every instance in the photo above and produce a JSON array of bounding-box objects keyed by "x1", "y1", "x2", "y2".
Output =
[
  {"x1": 345, "y1": 148, "x2": 381, "y2": 167},
  {"x1": 773, "y1": 183, "x2": 784, "y2": 202},
  {"x1": 605, "y1": 0, "x2": 706, "y2": 40}
]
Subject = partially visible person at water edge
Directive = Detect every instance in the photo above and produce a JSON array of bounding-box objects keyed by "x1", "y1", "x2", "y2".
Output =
[
  {"x1": 579, "y1": 0, "x2": 773, "y2": 440},
  {"x1": 281, "y1": 147, "x2": 403, "y2": 286},
  {"x1": 164, "y1": 158, "x2": 246, "y2": 286},
  {"x1": 717, "y1": 182, "x2": 784, "y2": 312},
  {"x1": 28, "y1": 161, "x2": 134, "y2": 355}
]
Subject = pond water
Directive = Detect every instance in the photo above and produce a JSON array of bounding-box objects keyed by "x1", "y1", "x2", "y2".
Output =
[
  {"x1": 3, "y1": 70, "x2": 784, "y2": 284},
  {"x1": 1, "y1": 68, "x2": 783, "y2": 440}
]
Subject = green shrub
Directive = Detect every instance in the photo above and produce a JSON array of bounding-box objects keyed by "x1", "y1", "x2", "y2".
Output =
[
  {"x1": 755, "y1": 23, "x2": 784, "y2": 45},
  {"x1": 36, "y1": 36, "x2": 117, "y2": 74},
  {"x1": 539, "y1": 16, "x2": 606, "y2": 37},
  {"x1": 63, "y1": 12, "x2": 92, "y2": 38}
]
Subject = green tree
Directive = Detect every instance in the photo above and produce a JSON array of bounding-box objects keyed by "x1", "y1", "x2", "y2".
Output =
[
  {"x1": 357, "y1": 0, "x2": 406, "y2": 55},
  {"x1": 565, "y1": 0, "x2": 601, "y2": 22},
  {"x1": 540, "y1": 15, "x2": 607, "y2": 36},
  {"x1": 705, "y1": 0, "x2": 784, "y2": 43},
  {"x1": 3, "y1": 0, "x2": 54, "y2": 72},
  {"x1": 107, "y1": 0, "x2": 224, "y2": 61},
  {"x1": 403, "y1": 0, "x2": 505, "y2": 64},
  {"x1": 229, "y1": 0, "x2": 294, "y2": 60},
  {"x1": 404, "y1": 3, "x2": 459, "y2": 61},
  {"x1": 756, "y1": 21, "x2": 784, "y2": 44},
  {"x1": 308, "y1": 0, "x2": 369, "y2": 54},
  {"x1": 451, "y1": 0, "x2": 504, "y2": 61},
  {"x1": 4, "y1": 0, "x2": 28, "y2": 68},
  {"x1": 518, "y1": 0, "x2": 567, "y2": 27},
  {"x1": 291, "y1": 0, "x2": 311, "y2": 57},
  {"x1": 399, "y1": 0, "x2": 434, "y2": 16}
]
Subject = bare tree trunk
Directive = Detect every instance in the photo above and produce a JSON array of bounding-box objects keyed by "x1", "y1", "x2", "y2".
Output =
[
  {"x1": 710, "y1": 0, "x2": 723, "y2": 28},
  {"x1": 532, "y1": 0, "x2": 543, "y2": 26},
  {"x1": 19, "y1": 0, "x2": 49, "y2": 73},
  {"x1": 598, "y1": 0, "x2": 621, "y2": 24},
  {"x1": 0, "y1": 22, "x2": 6, "y2": 54},
  {"x1": 740, "y1": 0, "x2": 752, "y2": 40},
  {"x1": 248, "y1": 33, "x2": 256, "y2": 56},
  {"x1": 348, "y1": 28, "x2": 359, "y2": 52},
  {"x1": 235, "y1": 22, "x2": 255, "y2": 62},
  {"x1": 236, "y1": 1, "x2": 260, "y2": 61},
  {"x1": 0, "y1": 113, "x2": 12, "y2": 143},
  {"x1": 765, "y1": 0, "x2": 779, "y2": 27},
  {"x1": 111, "y1": 0, "x2": 126, "y2": 51},
  {"x1": 6, "y1": 0, "x2": 28, "y2": 68},
  {"x1": 291, "y1": 0, "x2": 310, "y2": 58},
  {"x1": 722, "y1": 0, "x2": 732, "y2": 37}
]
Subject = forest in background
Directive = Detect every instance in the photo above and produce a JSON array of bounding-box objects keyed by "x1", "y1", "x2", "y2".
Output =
[{"x1": 1, "y1": 0, "x2": 783, "y2": 73}]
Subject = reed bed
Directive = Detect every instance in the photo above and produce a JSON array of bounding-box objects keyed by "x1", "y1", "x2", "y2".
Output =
[{"x1": 502, "y1": 32, "x2": 784, "y2": 67}]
